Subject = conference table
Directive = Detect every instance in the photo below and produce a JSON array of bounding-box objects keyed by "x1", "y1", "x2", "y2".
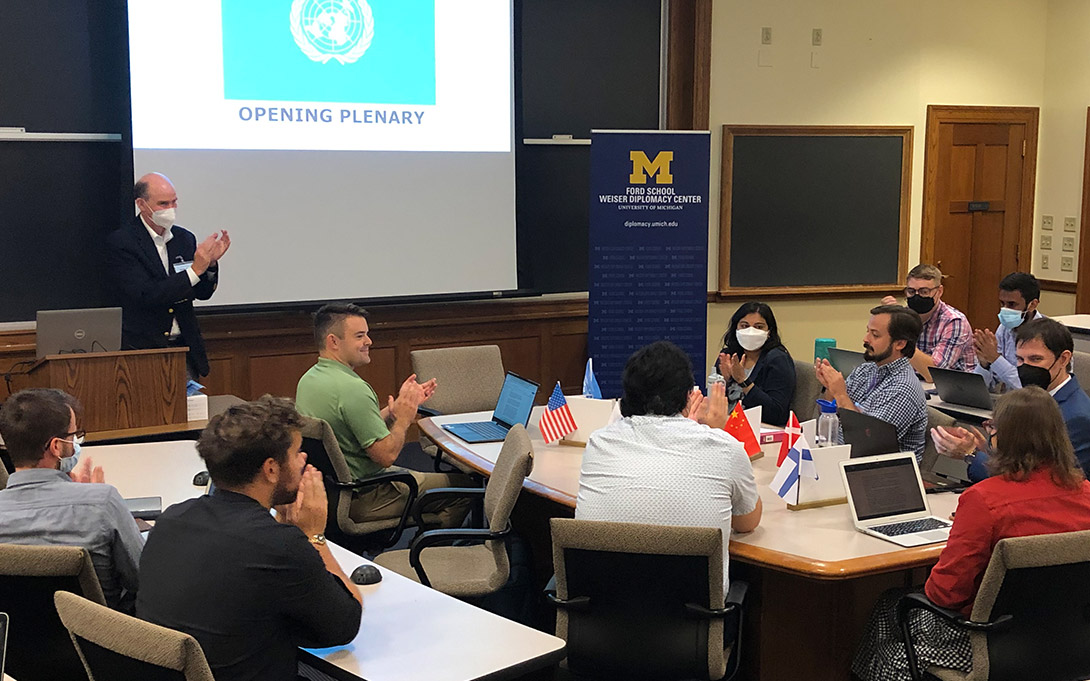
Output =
[
  {"x1": 84, "y1": 440, "x2": 566, "y2": 681},
  {"x1": 420, "y1": 409, "x2": 962, "y2": 681}
]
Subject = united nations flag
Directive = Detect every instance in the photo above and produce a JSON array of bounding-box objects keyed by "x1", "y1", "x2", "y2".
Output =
[{"x1": 222, "y1": 0, "x2": 436, "y2": 105}]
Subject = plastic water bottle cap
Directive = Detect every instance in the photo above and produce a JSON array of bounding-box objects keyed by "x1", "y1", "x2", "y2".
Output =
[{"x1": 816, "y1": 398, "x2": 838, "y2": 413}]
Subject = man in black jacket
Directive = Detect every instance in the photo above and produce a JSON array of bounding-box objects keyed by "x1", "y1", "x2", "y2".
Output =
[{"x1": 105, "y1": 173, "x2": 230, "y2": 378}]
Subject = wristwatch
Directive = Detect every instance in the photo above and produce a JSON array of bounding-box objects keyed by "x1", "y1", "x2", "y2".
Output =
[
  {"x1": 309, "y1": 534, "x2": 327, "y2": 546},
  {"x1": 739, "y1": 378, "x2": 753, "y2": 389}
]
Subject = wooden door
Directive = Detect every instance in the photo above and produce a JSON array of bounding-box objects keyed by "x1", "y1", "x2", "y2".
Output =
[{"x1": 922, "y1": 106, "x2": 1038, "y2": 332}]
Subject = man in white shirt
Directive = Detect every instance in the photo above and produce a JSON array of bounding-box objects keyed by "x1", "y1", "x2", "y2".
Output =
[
  {"x1": 105, "y1": 173, "x2": 231, "y2": 378},
  {"x1": 576, "y1": 341, "x2": 762, "y2": 589}
]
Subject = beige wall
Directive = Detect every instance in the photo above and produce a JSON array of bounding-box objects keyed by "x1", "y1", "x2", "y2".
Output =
[
  {"x1": 1033, "y1": 0, "x2": 1090, "y2": 282},
  {"x1": 702, "y1": 0, "x2": 1069, "y2": 372}
]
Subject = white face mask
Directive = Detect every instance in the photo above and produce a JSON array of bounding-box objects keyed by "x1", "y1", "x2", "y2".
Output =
[
  {"x1": 736, "y1": 327, "x2": 769, "y2": 351},
  {"x1": 150, "y1": 207, "x2": 176, "y2": 229}
]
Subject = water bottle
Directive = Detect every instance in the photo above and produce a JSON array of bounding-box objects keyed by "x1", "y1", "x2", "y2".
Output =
[
  {"x1": 816, "y1": 399, "x2": 839, "y2": 447},
  {"x1": 707, "y1": 370, "x2": 726, "y2": 393}
]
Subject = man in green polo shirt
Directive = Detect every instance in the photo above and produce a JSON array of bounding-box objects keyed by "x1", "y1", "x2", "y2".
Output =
[{"x1": 296, "y1": 303, "x2": 471, "y2": 528}]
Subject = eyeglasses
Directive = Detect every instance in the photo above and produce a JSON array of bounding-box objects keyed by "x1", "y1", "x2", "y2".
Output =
[
  {"x1": 56, "y1": 429, "x2": 86, "y2": 443},
  {"x1": 903, "y1": 286, "x2": 938, "y2": 297}
]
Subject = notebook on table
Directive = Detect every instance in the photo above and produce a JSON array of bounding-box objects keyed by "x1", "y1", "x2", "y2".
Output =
[
  {"x1": 839, "y1": 452, "x2": 952, "y2": 547},
  {"x1": 442, "y1": 372, "x2": 540, "y2": 443}
]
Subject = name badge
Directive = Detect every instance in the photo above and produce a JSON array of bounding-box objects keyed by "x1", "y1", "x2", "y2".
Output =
[{"x1": 173, "y1": 260, "x2": 193, "y2": 274}]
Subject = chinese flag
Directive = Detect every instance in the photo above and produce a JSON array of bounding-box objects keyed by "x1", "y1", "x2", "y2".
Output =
[{"x1": 724, "y1": 403, "x2": 762, "y2": 457}]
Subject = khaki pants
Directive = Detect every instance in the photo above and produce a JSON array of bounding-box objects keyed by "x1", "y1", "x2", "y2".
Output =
[{"x1": 349, "y1": 467, "x2": 473, "y2": 529}]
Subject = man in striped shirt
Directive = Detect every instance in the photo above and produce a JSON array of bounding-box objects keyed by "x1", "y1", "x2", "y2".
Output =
[{"x1": 881, "y1": 263, "x2": 975, "y2": 381}]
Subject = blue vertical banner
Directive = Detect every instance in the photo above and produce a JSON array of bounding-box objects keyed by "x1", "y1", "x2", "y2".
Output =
[{"x1": 588, "y1": 131, "x2": 711, "y2": 398}]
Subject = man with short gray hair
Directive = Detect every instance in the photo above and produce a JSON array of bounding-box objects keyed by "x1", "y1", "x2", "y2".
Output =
[{"x1": 881, "y1": 263, "x2": 974, "y2": 381}]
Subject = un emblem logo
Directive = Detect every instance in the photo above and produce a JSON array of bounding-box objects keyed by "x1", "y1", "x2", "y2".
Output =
[{"x1": 290, "y1": 0, "x2": 375, "y2": 65}]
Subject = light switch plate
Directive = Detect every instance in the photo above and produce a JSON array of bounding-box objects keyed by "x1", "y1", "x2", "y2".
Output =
[
  {"x1": 761, "y1": 27, "x2": 772, "y2": 44},
  {"x1": 1042, "y1": 254, "x2": 1050, "y2": 269},
  {"x1": 1043, "y1": 215, "x2": 1054, "y2": 230},
  {"x1": 1065, "y1": 216, "x2": 1078, "y2": 232},
  {"x1": 1063, "y1": 236, "x2": 1076, "y2": 252},
  {"x1": 1041, "y1": 234, "x2": 1053, "y2": 249},
  {"x1": 812, "y1": 28, "x2": 823, "y2": 46},
  {"x1": 1062, "y1": 256, "x2": 1075, "y2": 272}
]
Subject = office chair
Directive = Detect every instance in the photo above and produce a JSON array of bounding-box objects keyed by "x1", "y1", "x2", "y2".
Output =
[
  {"x1": 0, "y1": 544, "x2": 106, "y2": 681},
  {"x1": 547, "y1": 519, "x2": 746, "y2": 681},
  {"x1": 374, "y1": 423, "x2": 533, "y2": 598},
  {"x1": 1073, "y1": 350, "x2": 1090, "y2": 397},
  {"x1": 898, "y1": 529, "x2": 1090, "y2": 681},
  {"x1": 411, "y1": 344, "x2": 506, "y2": 473},
  {"x1": 299, "y1": 415, "x2": 431, "y2": 554},
  {"x1": 791, "y1": 358, "x2": 823, "y2": 421},
  {"x1": 55, "y1": 590, "x2": 215, "y2": 681}
]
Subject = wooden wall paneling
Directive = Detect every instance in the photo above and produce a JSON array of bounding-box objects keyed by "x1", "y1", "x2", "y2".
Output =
[
  {"x1": 1, "y1": 298, "x2": 591, "y2": 407},
  {"x1": 666, "y1": 0, "x2": 712, "y2": 131}
]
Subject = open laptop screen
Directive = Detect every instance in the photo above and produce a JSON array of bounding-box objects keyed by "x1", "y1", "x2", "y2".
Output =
[
  {"x1": 845, "y1": 457, "x2": 927, "y2": 521},
  {"x1": 492, "y1": 373, "x2": 539, "y2": 427}
]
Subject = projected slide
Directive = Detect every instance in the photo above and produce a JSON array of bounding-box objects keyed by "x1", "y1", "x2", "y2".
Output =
[{"x1": 129, "y1": 0, "x2": 511, "y2": 152}]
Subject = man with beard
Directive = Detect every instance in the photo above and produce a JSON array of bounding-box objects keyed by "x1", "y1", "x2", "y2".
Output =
[
  {"x1": 136, "y1": 397, "x2": 361, "y2": 681},
  {"x1": 814, "y1": 305, "x2": 928, "y2": 459}
]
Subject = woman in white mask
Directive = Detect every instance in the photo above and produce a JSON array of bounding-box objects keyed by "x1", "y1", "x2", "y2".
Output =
[{"x1": 715, "y1": 301, "x2": 796, "y2": 426}]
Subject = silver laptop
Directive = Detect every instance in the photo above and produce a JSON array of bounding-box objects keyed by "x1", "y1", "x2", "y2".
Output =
[
  {"x1": 827, "y1": 347, "x2": 866, "y2": 377},
  {"x1": 839, "y1": 452, "x2": 952, "y2": 547},
  {"x1": 35, "y1": 308, "x2": 122, "y2": 358},
  {"x1": 930, "y1": 366, "x2": 996, "y2": 411}
]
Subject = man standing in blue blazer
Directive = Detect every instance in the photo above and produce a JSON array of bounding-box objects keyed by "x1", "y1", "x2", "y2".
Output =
[
  {"x1": 105, "y1": 173, "x2": 230, "y2": 378},
  {"x1": 933, "y1": 318, "x2": 1090, "y2": 482}
]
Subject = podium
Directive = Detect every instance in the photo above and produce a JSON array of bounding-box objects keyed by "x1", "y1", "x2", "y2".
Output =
[{"x1": 19, "y1": 348, "x2": 188, "y2": 433}]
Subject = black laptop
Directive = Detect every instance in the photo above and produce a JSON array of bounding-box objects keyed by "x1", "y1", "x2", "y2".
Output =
[
  {"x1": 827, "y1": 347, "x2": 866, "y2": 377},
  {"x1": 442, "y1": 372, "x2": 540, "y2": 443},
  {"x1": 930, "y1": 367, "x2": 996, "y2": 411},
  {"x1": 840, "y1": 409, "x2": 901, "y2": 458}
]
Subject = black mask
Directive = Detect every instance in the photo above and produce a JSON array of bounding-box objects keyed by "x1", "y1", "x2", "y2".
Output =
[
  {"x1": 1017, "y1": 358, "x2": 1058, "y2": 390},
  {"x1": 906, "y1": 295, "x2": 936, "y2": 315}
]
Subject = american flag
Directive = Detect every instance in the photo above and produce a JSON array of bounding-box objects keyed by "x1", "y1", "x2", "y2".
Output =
[{"x1": 538, "y1": 382, "x2": 578, "y2": 444}]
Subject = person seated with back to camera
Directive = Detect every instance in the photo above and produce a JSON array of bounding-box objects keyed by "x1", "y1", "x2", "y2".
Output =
[
  {"x1": 851, "y1": 386, "x2": 1090, "y2": 681},
  {"x1": 714, "y1": 301, "x2": 796, "y2": 427},
  {"x1": 576, "y1": 340, "x2": 762, "y2": 592}
]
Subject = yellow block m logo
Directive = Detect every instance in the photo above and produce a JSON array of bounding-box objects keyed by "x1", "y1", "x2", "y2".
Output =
[{"x1": 629, "y1": 151, "x2": 674, "y2": 185}]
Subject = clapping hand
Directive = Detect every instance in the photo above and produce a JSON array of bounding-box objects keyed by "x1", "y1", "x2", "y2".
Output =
[
  {"x1": 973, "y1": 328, "x2": 1000, "y2": 364},
  {"x1": 719, "y1": 352, "x2": 747, "y2": 384},
  {"x1": 68, "y1": 454, "x2": 104, "y2": 484},
  {"x1": 931, "y1": 425, "x2": 989, "y2": 460}
]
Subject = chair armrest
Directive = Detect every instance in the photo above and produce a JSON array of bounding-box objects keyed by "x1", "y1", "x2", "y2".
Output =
[
  {"x1": 897, "y1": 592, "x2": 1013, "y2": 681},
  {"x1": 407, "y1": 524, "x2": 511, "y2": 587},
  {"x1": 411, "y1": 486, "x2": 485, "y2": 529},
  {"x1": 726, "y1": 579, "x2": 748, "y2": 606},
  {"x1": 324, "y1": 471, "x2": 420, "y2": 495},
  {"x1": 897, "y1": 592, "x2": 1012, "y2": 632},
  {"x1": 417, "y1": 406, "x2": 442, "y2": 418},
  {"x1": 544, "y1": 591, "x2": 591, "y2": 612}
]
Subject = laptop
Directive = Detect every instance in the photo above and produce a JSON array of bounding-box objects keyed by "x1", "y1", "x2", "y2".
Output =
[
  {"x1": 840, "y1": 409, "x2": 901, "y2": 458},
  {"x1": 930, "y1": 366, "x2": 996, "y2": 411},
  {"x1": 827, "y1": 347, "x2": 866, "y2": 377},
  {"x1": 840, "y1": 452, "x2": 953, "y2": 547},
  {"x1": 442, "y1": 372, "x2": 540, "y2": 443},
  {"x1": 35, "y1": 307, "x2": 122, "y2": 358}
]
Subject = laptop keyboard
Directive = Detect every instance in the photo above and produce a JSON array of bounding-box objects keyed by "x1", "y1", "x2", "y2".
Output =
[
  {"x1": 871, "y1": 517, "x2": 951, "y2": 537},
  {"x1": 458, "y1": 422, "x2": 509, "y2": 439}
]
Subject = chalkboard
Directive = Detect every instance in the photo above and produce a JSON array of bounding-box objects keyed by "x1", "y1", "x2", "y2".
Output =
[{"x1": 719, "y1": 126, "x2": 911, "y2": 295}]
